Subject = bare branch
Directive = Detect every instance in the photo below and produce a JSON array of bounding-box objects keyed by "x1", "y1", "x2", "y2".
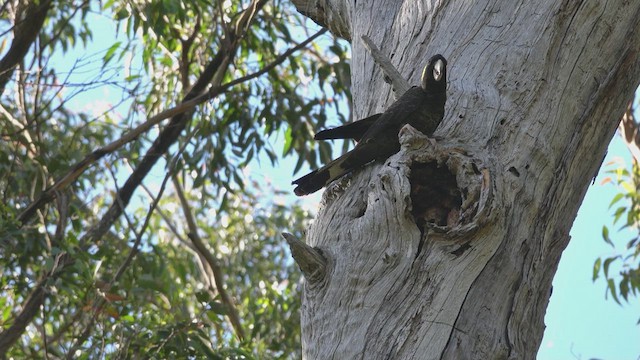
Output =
[
  {"x1": 361, "y1": 35, "x2": 410, "y2": 98},
  {"x1": 282, "y1": 232, "x2": 327, "y2": 283},
  {"x1": 289, "y1": 0, "x2": 351, "y2": 40}
]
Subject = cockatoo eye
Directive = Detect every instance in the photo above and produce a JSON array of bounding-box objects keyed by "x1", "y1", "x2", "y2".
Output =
[{"x1": 433, "y1": 60, "x2": 444, "y2": 81}]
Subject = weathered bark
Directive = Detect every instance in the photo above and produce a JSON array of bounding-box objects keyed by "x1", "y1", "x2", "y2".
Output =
[
  {"x1": 290, "y1": 1, "x2": 640, "y2": 359},
  {"x1": 289, "y1": 0, "x2": 350, "y2": 40}
]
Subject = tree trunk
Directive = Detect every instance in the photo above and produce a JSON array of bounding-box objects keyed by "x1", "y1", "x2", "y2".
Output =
[{"x1": 289, "y1": 1, "x2": 640, "y2": 359}]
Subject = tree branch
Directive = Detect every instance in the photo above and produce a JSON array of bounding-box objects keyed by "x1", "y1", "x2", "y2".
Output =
[
  {"x1": 172, "y1": 174, "x2": 246, "y2": 341},
  {"x1": 66, "y1": 171, "x2": 170, "y2": 357},
  {"x1": 3, "y1": 1, "x2": 268, "y2": 353},
  {"x1": 0, "y1": 252, "x2": 71, "y2": 356},
  {"x1": 360, "y1": 35, "x2": 410, "y2": 98},
  {"x1": 3, "y1": 6, "x2": 326, "y2": 351},
  {"x1": 282, "y1": 232, "x2": 327, "y2": 283},
  {"x1": 17, "y1": 27, "x2": 328, "y2": 225},
  {"x1": 289, "y1": 0, "x2": 351, "y2": 40},
  {"x1": 78, "y1": 0, "x2": 261, "y2": 245},
  {"x1": 0, "y1": 0, "x2": 52, "y2": 95}
]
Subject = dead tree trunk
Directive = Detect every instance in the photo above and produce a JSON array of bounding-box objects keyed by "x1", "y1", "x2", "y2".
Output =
[{"x1": 288, "y1": 1, "x2": 640, "y2": 359}]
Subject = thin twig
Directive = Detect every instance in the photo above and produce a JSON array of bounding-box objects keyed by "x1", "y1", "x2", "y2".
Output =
[{"x1": 212, "y1": 27, "x2": 328, "y2": 94}]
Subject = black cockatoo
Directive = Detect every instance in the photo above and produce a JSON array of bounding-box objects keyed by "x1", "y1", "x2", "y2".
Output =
[{"x1": 292, "y1": 54, "x2": 448, "y2": 196}]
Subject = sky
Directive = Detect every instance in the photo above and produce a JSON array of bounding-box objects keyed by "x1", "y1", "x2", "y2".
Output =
[
  {"x1": 37, "y1": 7, "x2": 640, "y2": 359},
  {"x1": 537, "y1": 136, "x2": 640, "y2": 360}
]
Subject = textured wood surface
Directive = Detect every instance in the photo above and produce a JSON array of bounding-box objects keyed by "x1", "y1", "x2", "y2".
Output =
[{"x1": 290, "y1": 1, "x2": 640, "y2": 359}]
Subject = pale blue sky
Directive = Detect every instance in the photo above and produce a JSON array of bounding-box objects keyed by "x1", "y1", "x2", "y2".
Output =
[{"x1": 538, "y1": 135, "x2": 640, "y2": 360}]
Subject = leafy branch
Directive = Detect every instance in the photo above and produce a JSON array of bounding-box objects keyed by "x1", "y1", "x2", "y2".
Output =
[{"x1": 18, "y1": 26, "x2": 328, "y2": 225}]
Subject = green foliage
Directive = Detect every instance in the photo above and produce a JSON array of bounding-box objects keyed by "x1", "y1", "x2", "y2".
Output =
[
  {"x1": 0, "y1": 0, "x2": 350, "y2": 357},
  {"x1": 596, "y1": 160, "x2": 640, "y2": 312},
  {"x1": 90, "y1": 187, "x2": 310, "y2": 359}
]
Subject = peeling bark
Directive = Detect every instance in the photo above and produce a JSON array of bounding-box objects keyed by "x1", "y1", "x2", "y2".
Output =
[{"x1": 291, "y1": 1, "x2": 640, "y2": 359}]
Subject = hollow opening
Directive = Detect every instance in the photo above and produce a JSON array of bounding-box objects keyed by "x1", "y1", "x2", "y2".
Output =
[{"x1": 409, "y1": 161, "x2": 462, "y2": 234}]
